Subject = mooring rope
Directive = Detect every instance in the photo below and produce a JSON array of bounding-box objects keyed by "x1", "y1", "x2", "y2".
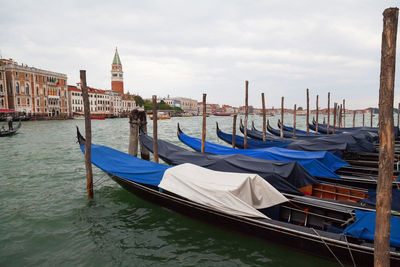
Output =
[
  {"x1": 343, "y1": 234, "x2": 356, "y2": 267},
  {"x1": 311, "y1": 228, "x2": 344, "y2": 267}
]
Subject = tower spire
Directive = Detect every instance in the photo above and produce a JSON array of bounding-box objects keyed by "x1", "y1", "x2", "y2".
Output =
[{"x1": 111, "y1": 47, "x2": 124, "y2": 94}]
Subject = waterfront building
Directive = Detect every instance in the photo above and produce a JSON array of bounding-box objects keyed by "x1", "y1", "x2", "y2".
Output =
[
  {"x1": 164, "y1": 97, "x2": 197, "y2": 114},
  {"x1": 0, "y1": 58, "x2": 68, "y2": 117},
  {"x1": 111, "y1": 48, "x2": 124, "y2": 95},
  {"x1": 0, "y1": 65, "x2": 7, "y2": 110}
]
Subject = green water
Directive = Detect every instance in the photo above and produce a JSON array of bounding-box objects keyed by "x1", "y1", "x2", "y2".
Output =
[{"x1": 0, "y1": 115, "x2": 374, "y2": 266}]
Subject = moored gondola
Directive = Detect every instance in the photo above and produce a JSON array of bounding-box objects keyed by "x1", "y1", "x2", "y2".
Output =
[{"x1": 76, "y1": 128, "x2": 400, "y2": 266}]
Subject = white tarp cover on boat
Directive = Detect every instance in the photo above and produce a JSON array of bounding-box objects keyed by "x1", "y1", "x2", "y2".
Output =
[{"x1": 159, "y1": 163, "x2": 288, "y2": 219}]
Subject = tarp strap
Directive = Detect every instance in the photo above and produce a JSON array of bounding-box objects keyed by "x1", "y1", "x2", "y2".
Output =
[
  {"x1": 311, "y1": 228, "x2": 344, "y2": 267},
  {"x1": 343, "y1": 234, "x2": 357, "y2": 267}
]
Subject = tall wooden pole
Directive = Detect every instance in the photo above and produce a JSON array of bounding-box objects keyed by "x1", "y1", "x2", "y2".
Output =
[
  {"x1": 139, "y1": 111, "x2": 150, "y2": 160},
  {"x1": 128, "y1": 110, "x2": 139, "y2": 157},
  {"x1": 398, "y1": 103, "x2": 400, "y2": 127},
  {"x1": 370, "y1": 109, "x2": 374, "y2": 127},
  {"x1": 363, "y1": 113, "x2": 365, "y2": 126},
  {"x1": 333, "y1": 102, "x2": 337, "y2": 134},
  {"x1": 261, "y1": 93, "x2": 266, "y2": 142},
  {"x1": 280, "y1": 97, "x2": 284, "y2": 138},
  {"x1": 353, "y1": 111, "x2": 356, "y2": 128},
  {"x1": 306, "y1": 89, "x2": 310, "y2": 134},
  {"x1": 327, "y1": 92, "x2": 330, "y2": 135},
  {"x1": 374, "y1": 8, "x2": 398, "y2": 267},
  {"x1": 338, "y1": 104, "x2": 342, "y2": 130},
  {"x1": 343, "y1": 99, "x2": 346, "y2": 128},
  {"x1": 232, "y1": 114, "x2": 237, "y2": 148},
  {"x1": 244, "y1": 81, "x2": 249, "y2": 149},
  {"x1": 316, "y1": 95, "x2": 319, "y2": 133},
  {"x1": 152, "y1": 95, "x2": 159, "y2": 163},
  {"x1": 293, "y1": 104, "x2": 297, "y2": 137},
  {"x1": 201, "y1": 93, "x2": 207, "y2": 153},
  {"x1": 80, "y1": 70, "x2": 93, "y2": 199}
]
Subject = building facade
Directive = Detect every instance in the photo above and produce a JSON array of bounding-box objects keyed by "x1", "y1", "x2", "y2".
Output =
[
  {"x1": 0, "y1": 65, "x2": 7, "y2": 110},
  {"x1": 0, "y1": 58, "x2": 68, "y2": 117}
]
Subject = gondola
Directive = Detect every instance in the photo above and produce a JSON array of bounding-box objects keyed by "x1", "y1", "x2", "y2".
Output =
[
  {"x1": 178, "y1": 124, "x2": 400, "y2": 189},
  {"x1": 277, "y1": 119, "x2": 320, "y2": 135},
  {"x1": 140, "y1": 129, "x2": 400, "y2": 213},
  {"x1": 0, "y1": 122, "x2": 22, "y2": 137},
  {"x1": 76, "y1": 128, "x2": 400, "y2": 266}
]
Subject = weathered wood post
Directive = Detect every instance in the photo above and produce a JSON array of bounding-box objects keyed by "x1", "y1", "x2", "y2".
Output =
[
  {"x1": 232, "y1": 114, "x2": 237, "y2": 148},
  {"x1": 261, "y1": 93, "x2": 266, "y2": 141},
  {"x1": 316, "y1": 94, "x2": 319, "y2": 133},
  {"x1": 333, "y1": 102, "x2": 337, "y2": 134},
  {"x1": 280, "y1": 97, "x2": 284, "y2": 138},
  {"x1": 80, "y1": 70, "x2": 93, "y2": 199},
  {"x1": 375, "y1": 8, "x2": 398, "y2": 267},
  {"x1": 306, "y1": 88, "x2": 310, "y2": 134},
  {"x1": 327, "y1": 92, "x2": 330, "y2": 135},
  {"x1": 353, "y1": 110, "x2": 356, "y2": 128},
  {"x1": 201, "y1": 93, "x2": 207, "y2": 153},
  {"x1": 293, "y1": 104, "x2": 297, "y2": 137},
  {"x1": 139, "y1": 111, "x2": 150, "y2": 160},
  {"x1": 398, "y1": 103, "x2": 400, "y2": 127},
  {"x1": 338, "y1": 104, "x2": 342, "y2": 130},
  {"x1": 370, "y1": 109, "x2": 374, "y2": 127},
  {"x1": 363, "y1": 112, "x2": 365, "y2": 126},
  {"x1": 343, "y1": 99, "x2": 346, "y2": 127},
  {"x1": 152, "y1": 95, "x2": 158, "y2": 163},
  {"x1": 244, "y1": 81, "x2": 249, "y2": 149},
  {"x1": 323, "y1": 116, "x2": 326, "y2": 125},
  {"x1": 128, "y1": 109, "x2": 139, "y2": 157}
]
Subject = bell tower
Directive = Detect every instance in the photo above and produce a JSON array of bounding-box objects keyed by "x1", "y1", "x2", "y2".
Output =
[{"x1": 111, "y1": 47, "x2": 124, "y2": 95}]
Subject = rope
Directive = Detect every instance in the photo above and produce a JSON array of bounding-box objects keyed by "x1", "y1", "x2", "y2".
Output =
[
  {"x1": 343, "y1": 234, "x2": 356, "y2": 267},
  {"x1": 311, "y1": 228, "x2": 344, "y2": 267}
]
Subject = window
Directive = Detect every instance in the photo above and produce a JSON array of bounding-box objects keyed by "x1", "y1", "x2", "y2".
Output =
[
  {"x1": 15, "y1": 72, "x2": 18, "y2": 78},
  {"x1": 43, "y1": 76, "x2": 45, "y2": 83},
  {"x1": 17, "y1": 98, "x2": 20, "y2": 105},
  {"x1": 119, "y1": 74, "x2": 123, "y2": 77},
  {"x1": 37, "y1": 99, "x2": 40, "y2": 106},
  {"x1": 27, "y1": 98, "x2": 30, "y2": 105},
  {"x1": 0, "y1": 84, "x2": 2, "y2": 92},
  {"x1": 26, "y1": 83, "x2": 30, "y2": 95},
  {"x1": 112, "y1": 74, "x2": 117, "y2": 77},
  {"x1": 45, "y1": 100, "x2": 47, "y2": 106},
  {"x1": 16, "y1": 82, "x2": 20, "y2": 94},
  {"x1": 0, "y1": 72, "x2": 2, "y2": 79},
  {"x1": 35, "y1": 75, "x2": 38, "y2": 82},
  {"x1": 0, "y1": 99, "x2": 3, "y2": 107},
  {"x1": 25, "y1": 73, "x2": 28, "y2": 79},
  {"x1": 36, "y1": 87, "x2": 39, "y2": 95}
]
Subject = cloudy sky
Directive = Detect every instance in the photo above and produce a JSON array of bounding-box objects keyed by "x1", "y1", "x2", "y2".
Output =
[{"x1": 1, "y1": 0, "x2": 399, "y2": 109}]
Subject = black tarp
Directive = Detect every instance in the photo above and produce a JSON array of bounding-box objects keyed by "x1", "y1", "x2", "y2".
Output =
[{"x1": 139, "y1": 133, "x2": 319, "y2": 196}]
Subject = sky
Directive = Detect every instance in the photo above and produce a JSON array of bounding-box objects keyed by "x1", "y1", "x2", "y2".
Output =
[{"x1": 1, "y1": 0, "x2": 399, "y2": 109}]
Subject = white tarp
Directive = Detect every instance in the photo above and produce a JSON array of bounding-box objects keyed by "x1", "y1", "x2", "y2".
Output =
[{"x1": 159, "y1": 163, "x2": 288, "y2": 219}]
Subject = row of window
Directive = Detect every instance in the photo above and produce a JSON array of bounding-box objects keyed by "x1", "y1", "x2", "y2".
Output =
[{"x1": 71, "y1": 92, "x2": 109, "y2": 99}]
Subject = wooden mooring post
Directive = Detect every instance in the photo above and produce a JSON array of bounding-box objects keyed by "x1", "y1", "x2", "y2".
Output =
[
  {"x1": 261, "y1": 93, "x2": 266, "y2": 141},
  {"x1": 280, "y1": 97, "x2": 284, "y2": 138},
  {"x1": 363, "y1": 113, "x2": 365, "y2": 126},
  {"x1": 343, "y1": 99, "x2": 346, "y2": 128},
  {"x1": 333, "y1": 102, "x2": 337, "y2": 134},
  {"x1": 152, "y1": 95, "x2": 159, "y2": 163},
  {"x1": 370, "y1": 109, "x2": 374, "y2": 127},
  {"x1": 244, "y1": 81, "x2": 249, "y2": 149},
  {"x1": 306, "y1": 89, "x2": 310, "y2": 134},
  {"x1": 374, "y1": 7, "x2": 398, "y2": 267},
  {"x1": 139, "y1": 111, "x2": 150, "y2": 160},
  {"x1": 293, "y1": 104, "x2": 297, "y2": 137},
  {"x1": 398, "y1": 103, "x2": 400, "y2": 127},
  {"x1": 327, "y1": 92, "x2": 330, "y2": 134},
  {"x1": 232, "y1": 114, "x2": 237, "y2": 148},
  {"x1": 201, "y1": 93, "x2": 207, "y2": 153},
  {"x1": 128, "y1": 109, "x2": 140, "y2": 157},
  {"x1": 316, "y1": 95, "x2": 319, "y2": 133},
  {"x1": 353, "y1": 111, "x2": 356, "y2": 128},
  {"x1": 80, "y1": 70, "x2": 93, "y2": 199},
  {"x1": 338, "y1": 104, "x2": 342, "y2": 130}
]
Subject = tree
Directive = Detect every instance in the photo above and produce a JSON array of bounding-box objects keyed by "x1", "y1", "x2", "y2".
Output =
[
  {"x1": 297, "y1": 106, "x2": 303, "y2": 110},
  {"x1": 133, "y1": 95, "x2": 145, "y2": 107}
]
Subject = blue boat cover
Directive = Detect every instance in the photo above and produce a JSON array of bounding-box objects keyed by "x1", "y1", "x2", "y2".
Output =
[
  {"x1": 80, "y1": 143, "x2": 170, "y2": 186},
  {"x1": 217, "y1": 126, "x2": 345, "y2": 157},
  {"x1": 178, "y1": 130, "x2": 348, "y2": 178},
  {"x1": 358, "y1": 189, "x2": 400, "y2": 212},
  {"x1": 140, "y1": 133, "x2": 319, "y2": 195},
  {"x1": 343, "y1": 210, "x2": 400, "y2": 248}
]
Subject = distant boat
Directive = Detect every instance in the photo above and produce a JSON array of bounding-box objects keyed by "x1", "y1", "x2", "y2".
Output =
[
  {"x1": 0, "y1": 122, "x2": 22, "y2": 137},
  {"x1": 150, "y1": 112, "x2": 171, "y2": 120},
  {"x1": 214, "y1": 113, "x2": 232, "y2": 116},
  {"x1": 73, "y1": 112, "x2": 106, "y2": 120}
]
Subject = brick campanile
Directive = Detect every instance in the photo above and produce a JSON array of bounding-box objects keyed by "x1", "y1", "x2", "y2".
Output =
[{"x1": 111, "y1": 47, "x2": 124, "y2": 95}]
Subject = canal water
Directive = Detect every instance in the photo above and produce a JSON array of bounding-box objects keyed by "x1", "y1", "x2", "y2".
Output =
[{"x1": 0, "y1": 114, "x2": 378, "y2": 266}]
